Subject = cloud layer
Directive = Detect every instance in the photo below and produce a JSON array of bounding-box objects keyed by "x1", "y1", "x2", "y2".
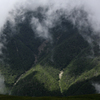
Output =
[
  {"x1": 92, "y1": 83, "x2": 100, "y2": 93},
  {"x1": 1, "y1": 0, "x2": 100, "y2": 44},
  {"x1": 0, "y1": 0, "x2": 99, "y2": 39},
  {"x1": 0, "y1": 1, "x2": 99, "y2": 28}
]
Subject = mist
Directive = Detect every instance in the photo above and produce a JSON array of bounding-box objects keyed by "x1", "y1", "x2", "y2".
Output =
[
  {"x1": 1, "y1": 0, "x2": 100, "y2": 95},
  {"x1": 92, "y1": 83, "x2": 100, "y2": 93},
  {"x1": 0, "y1": 0, "x2": 100, "y2": 47},
  {"x1": 0, "y1": 74, "x2": 6, "y2": 94}
]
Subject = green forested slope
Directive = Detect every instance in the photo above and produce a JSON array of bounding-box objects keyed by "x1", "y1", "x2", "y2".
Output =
[
  {"x1": 11, "y1": 65, "x2": 61, "y2": 96},
  {"x1": 0, "y1": 11, "x2": 100, "y2": 97},
  {"x1": 11, "y1": 32, "x2": 91, "y2": 96}
]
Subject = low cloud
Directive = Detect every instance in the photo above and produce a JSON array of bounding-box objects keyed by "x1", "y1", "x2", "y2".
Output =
[
  {"x1": 0, "y1": 74, "x2": 6, "y2": 94},
  {"x1": 1, "y1": 0, "x2": 100, "y2": 48},
  {"x1": 92, "y1": 82, "x2": 100, "y2": 93}
]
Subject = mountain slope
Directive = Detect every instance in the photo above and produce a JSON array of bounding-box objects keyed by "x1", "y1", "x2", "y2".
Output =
[
  {"x1": 0, "y1": 11, "x2": 100, "y2": 96},
  {"x1": 11, "y1": 65, "x2": 61, "y2": 96}
]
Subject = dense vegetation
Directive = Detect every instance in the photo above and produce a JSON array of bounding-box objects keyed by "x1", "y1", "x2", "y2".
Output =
[
  {"x1": 11, "y1": 65, "x2": 61, "y2": 96},
  {"x1": 0, "y1": 10, "x2": 100, "y2": 97}
]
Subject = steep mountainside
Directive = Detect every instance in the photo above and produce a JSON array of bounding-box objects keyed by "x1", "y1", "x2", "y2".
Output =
[{"x1": 0, "y1": 11, "x2": 100, "y2": 96}]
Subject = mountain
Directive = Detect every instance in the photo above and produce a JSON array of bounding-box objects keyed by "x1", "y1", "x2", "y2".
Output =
[{"x1": 0, "y1": 10, "x2": 100, "y2": 96}]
